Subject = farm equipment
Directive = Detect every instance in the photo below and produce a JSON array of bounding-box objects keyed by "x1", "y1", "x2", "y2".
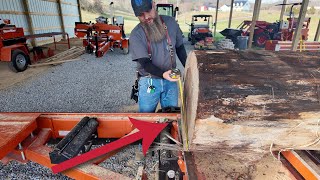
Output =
[
  {"x1": 156, "y1": 3, "x2": 179, "y2": 21},
  {"x1": 0, "y1": 19, "x2": 30, "y2": 72},
  {"x1": 74, "y1": 16, "x2": 129, "y2": 57},
  {"x1": 0, "y1": 18, "x2": 70, "y2": 72},
  {"x1": 194, "y1": 37, "x2": 215, "y2": 50},
  {"x1": 220, "y1": 2, "x2": 310, "y2": 48},
  {"x1": 187, "y1": 15, "x2": 214, "y2": 45}
]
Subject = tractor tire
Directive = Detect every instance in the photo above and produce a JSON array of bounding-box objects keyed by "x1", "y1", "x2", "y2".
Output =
[
  {"x1": 191, "y1": 37, "x2": 196, "y2": 45},
  {"x1": 253, "y1": 32, "x2": 270, "y2": 48},
  {"x1": 123, "y1": 48, "x2": 129, "y2": 55},
  {"x1": 85, "y1": 45, "x2": 93, "y2": 54},
  {"x1": 9, "y1": 49, "x2": 29, "y2": 72}
]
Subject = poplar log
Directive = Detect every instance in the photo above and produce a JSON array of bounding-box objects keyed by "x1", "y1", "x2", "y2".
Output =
[{"x1": 183, "y1": 50, "x2": 320, "y2": 160}]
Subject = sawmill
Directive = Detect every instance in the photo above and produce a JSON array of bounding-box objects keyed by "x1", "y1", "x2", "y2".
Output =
[{"x1": 1, "y1": 0, "x2": 320, "y2": 180}]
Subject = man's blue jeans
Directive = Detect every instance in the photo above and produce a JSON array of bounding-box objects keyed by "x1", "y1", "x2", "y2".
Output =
[{"x1": 138, "y1": 77, "x2": 178, "y2": 113}]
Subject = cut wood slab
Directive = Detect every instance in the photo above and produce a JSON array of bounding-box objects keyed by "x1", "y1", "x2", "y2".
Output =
[
  {"x1": 30, "y1": 46, "x2": 85, "y2": 67},
  {"x1": 183, "y1": 50, "x2": 320, "y2": 160},
  {"x1": 43, "y1": 46, "x2": 84, "y2": 62}
]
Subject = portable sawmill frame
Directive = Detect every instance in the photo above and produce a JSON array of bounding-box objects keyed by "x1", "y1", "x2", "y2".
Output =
[
  {"x1": 74, "y1": 21, "x2": 129, "y2": 57},
  {"x1": 0, "y1": 113, "x2": 187, "y2": 180},
  {"x1": 2, "y1": 112, "x2": 320, "y2": 179}
]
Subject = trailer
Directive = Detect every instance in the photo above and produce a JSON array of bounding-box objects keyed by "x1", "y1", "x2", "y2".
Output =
[{"x1": 0, "y1": 19, "x2": 70, "y2": 72}]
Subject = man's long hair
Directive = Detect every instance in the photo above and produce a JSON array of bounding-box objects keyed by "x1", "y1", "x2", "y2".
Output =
[{"x1": 140, "y1": 14, "x2": 166, "y2": 43}]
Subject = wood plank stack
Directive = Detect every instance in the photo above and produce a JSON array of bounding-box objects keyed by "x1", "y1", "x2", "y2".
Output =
[
  {"x1": 183, "y1": 50, "x2": 320, "y2": 161},
  {"x1": 30, "y1": 46, "x2": 85, "y2": 67}
]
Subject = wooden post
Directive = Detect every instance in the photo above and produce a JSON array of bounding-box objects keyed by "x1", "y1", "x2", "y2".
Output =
[
  {"x1": 77, "y1": 0, "x2": 83, "y2": 22},
  {"x1": 279, "y1": 0, "x2": 288, "y2": 22},
  {"x1": 57, "y1": 0, "x2": 66, "y2": 40},
  {"x1": 256, "y1": 0, "x2": 262, "y2": 19},
  {"x1": 228, "y1": 0, "x2": 234, "y2": 28},
  {"x1": 315, "y1": 19, "x2": 320, "y2": 41},
  {"x1": 291, "y1": 0, "x2": 309, "y2": 51},
  {"x1": 22, "y1": 0, "x2": 36, "y2": 47},
  {"x1": 248, "y1": 0, "x2": 262, "y2": 49},
  {"x1": 213, "y1": 0, "x2": 219, "y2": 37}
]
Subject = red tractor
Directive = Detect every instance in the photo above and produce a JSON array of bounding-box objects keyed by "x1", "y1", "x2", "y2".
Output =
[
  {"x1": 0, "y1": 19, "x2": 30, "y2": 72},
  {"x1": 220, "y1": 2, "x2": 310, "y2": 48}
]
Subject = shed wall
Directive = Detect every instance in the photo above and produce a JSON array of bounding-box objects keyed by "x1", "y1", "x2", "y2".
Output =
[{"x1": 0, "y1": 0, "x2": 80, "y2": 45}]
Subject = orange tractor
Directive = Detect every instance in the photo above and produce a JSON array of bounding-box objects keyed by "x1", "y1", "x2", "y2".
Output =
[{"x1": 74, "y1": 16, "x2": 129, "y2": 57}]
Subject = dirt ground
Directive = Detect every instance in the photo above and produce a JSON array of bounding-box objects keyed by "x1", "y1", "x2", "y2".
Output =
[{"x1": 0, "y1": 38, "x2": 83, "y2": 90}]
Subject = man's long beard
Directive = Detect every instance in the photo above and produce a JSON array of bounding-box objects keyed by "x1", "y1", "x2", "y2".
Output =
[{"x1": 140, "y1": 14, "x2": 166, "y2": 42}]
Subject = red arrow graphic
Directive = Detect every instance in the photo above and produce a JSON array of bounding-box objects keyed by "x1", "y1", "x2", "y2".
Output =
[{"x1": 51, "y1": 117, "x2": 168, "y2": 174}]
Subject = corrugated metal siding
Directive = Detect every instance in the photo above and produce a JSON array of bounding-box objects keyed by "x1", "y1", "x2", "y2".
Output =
[
  {"x1": 28, "y1": 0, "x2": 62, "y2": 43},
  {"x1": 62, "y1": 0, "x2": 78, "y2": 4},
  {"x1": 0, "y1": 0, "x2": 24, "y2": 12},
  {"x1": 62, "y1": 2, "x2": 80, "y2": 36},
  {"x1": 0, "y1": 0, "x2": 29, "y2": 34},
  {"x1": 0, "y1": 0, "x2": 80, "y2": 45}
]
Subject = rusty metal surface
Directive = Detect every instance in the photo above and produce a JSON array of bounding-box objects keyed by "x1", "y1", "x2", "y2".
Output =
[{"x1": 195, "y1": 50, "x2": 320, "y2": 122}]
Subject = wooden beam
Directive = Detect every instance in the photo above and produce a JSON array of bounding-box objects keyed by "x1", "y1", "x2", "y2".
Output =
[
  {"x1": 256, "y1": 0, "x2": 262, "y2": 19},
  {"x1": 40, "y1": 0, "x2": 79, "y2": 6},
  {"x1": 22, "y1": 0, "x2": 36, "y2": 47},
  {"x1": 213, "y1": 0, "x2": 219, "y2": 37},
  {"x1": 291, "y1": 0, "x2": 309, "y2": 51},
  {"x1": 77, "y1": 0, "x2": 83, "y2": 22},
  {"x1": 0, "y1": 11, "x2": 79, "y2": 17},
  {"x1": 315, "y1": 19, "x2": 320, "y2": 41},
  {"x1": 57, "y1": 0, "x2": 66, "y2": 40},
  {"x1": 248, "y1": 0, "x2": 262, "y2": 49},
  {"x1": 279, "y1": 0, "x2": 288, "y2": 22},
  {"x1": 0, "y1": 11, "x2": 25, "y2": 15},
  {"x1": 228, "y1": 0, "x2": 234, "y2": 28},
  {"x1": 33, "y1": 26, "x2": 64, "y2": 31}
]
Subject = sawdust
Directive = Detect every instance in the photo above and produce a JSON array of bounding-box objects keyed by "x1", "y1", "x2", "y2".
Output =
[{"x1": 193, "y1": 152, "x2": 293, "y2": 180}]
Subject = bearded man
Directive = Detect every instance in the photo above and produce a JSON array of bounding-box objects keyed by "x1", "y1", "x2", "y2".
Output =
[{"x1": 129, "y1": 0, "x2": 187, "y2": 112}]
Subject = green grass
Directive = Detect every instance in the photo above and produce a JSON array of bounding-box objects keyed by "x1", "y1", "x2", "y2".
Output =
[{"x1": 81, "y1": 10, "x2": 319, "y2": 41}]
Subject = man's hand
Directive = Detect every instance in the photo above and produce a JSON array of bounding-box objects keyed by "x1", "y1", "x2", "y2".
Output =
[{"x1": 163, "y1": 70, "x2": 179, "y2": 82}]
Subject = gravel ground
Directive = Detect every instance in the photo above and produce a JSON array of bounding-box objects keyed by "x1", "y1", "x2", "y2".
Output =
[{"x1": 0, "y1": 39, "x2": 193, "y2": 179}]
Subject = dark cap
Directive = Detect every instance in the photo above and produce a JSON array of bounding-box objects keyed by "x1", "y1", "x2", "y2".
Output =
[{"x1": 131, "y1": 0, "x2": 153, "y2": 16}]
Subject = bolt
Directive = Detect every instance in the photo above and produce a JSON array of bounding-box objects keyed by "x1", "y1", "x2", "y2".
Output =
[{"x1": 167, "y1": 170, "x2": 175, "y2": 179}]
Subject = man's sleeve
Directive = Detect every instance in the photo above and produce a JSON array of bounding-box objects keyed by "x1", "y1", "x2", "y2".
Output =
[
  {"x1": 175, "y1": 23, "x2": 184, "y2": 48},
  {"x1": 129, "y1": 31, "x2": 149, "y2": 60},
  {"x1": 175, "y1": 24, "x2": 187, "y2": 67}
]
